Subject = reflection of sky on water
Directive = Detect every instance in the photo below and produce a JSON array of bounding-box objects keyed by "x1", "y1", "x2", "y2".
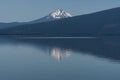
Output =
[{"x1": 0, "y1": 38, "x2": 120, "y2": 80}]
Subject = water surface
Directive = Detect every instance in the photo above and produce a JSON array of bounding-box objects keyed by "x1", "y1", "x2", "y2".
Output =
[{"x1": 0, "y1": 37, "x2": 120, "y2": 80}]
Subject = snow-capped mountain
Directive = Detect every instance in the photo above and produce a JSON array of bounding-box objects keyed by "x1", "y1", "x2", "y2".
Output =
[
  {"x1": 49, "y1": 9, "x2": 72, "y2": 19},
  {"x1": 0, "y1": 9, "x2": 72, "y2": 29},
  {"x1": 31, "y1": 9, "x2": 72, "y2": 23}
]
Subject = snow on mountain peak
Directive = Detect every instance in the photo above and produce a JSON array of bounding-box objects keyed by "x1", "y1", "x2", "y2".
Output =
[
  {"x1": 30, "y1": 9, "x2": 72, "y2": 23},
  {"x1": 49, "y1": 9, "x2": 72, "y2": 19}
]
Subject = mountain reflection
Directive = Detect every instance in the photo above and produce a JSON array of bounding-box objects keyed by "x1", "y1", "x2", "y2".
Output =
[
  {"x1": 50, "y1": 47, "x2": 71, "y2": 61},
  {"x1": 1, "y1": 37, "x2": 120, "y2": 62}
]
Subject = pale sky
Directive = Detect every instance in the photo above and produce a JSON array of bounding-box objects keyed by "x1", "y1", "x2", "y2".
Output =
[{"x1": 0, "y1": 0, "x2": 120, "y2": 22}]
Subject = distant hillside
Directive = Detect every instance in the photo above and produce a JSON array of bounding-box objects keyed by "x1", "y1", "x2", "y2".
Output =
[
  {"x1": 0, "y1": 22, "x2": 23, "y2": 29},
  {"x1": 1, "y1": 7, "x2": 120, "y2": 37}
]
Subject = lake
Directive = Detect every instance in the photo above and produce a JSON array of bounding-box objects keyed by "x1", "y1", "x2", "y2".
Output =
[{"x1": 0, "y1": 37, "x2": 120, "y2": 80}]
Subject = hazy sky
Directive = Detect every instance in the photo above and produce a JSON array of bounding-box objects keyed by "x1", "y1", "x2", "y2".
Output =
[{"x1": 0, "y1": 0, "x2": 120, "y2": 22}]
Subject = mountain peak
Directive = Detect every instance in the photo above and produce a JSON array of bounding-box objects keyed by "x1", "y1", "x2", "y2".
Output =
[
  {"x1": 30, "y1": 9, "x2": 72, "y2": 23},
  {"x1": 49, "y1": 9, "x2": 72, "y2": 19},
  {"x1": 55, "y1": 9, "x2": 63, "y2": 13}
]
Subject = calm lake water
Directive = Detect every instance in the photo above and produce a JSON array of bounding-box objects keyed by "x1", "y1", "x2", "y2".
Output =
[{"x1": 0, "y1": 37, "x2": 120, "y2": 80}]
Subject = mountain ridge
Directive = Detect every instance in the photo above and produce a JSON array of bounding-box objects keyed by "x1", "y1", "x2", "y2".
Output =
[
  {"x1": 1, "y1": 7, "x2": 120, "y2": 37},
  {"x1": 29, "y1": 9, "x2": 72, "y2": 23},
  {"x1": 0, "y1": 9, "x2": 72, "y2": 28}
]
